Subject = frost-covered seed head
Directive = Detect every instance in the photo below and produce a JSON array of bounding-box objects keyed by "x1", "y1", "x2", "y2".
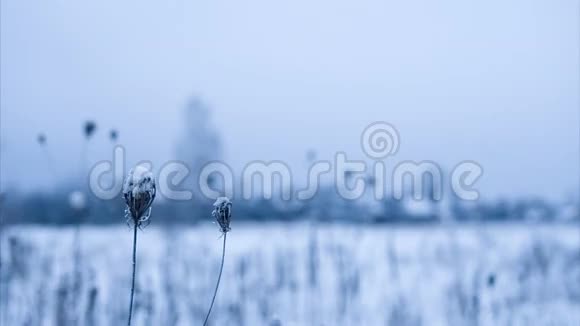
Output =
[
  {"x1": 84, "y1": 120, "x2": 97, "y2": 139},
  {"x1": 212, "y1": 197, "x2": 231, "y2": 233},
  {"x1": 123, "y1": 166, "x2": 156, "y2": 227},
  {"x1": 69, "y1": 191, "x2": 87, "y2": 211}
]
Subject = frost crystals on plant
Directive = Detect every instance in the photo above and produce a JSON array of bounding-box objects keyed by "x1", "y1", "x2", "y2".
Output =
[
  {"x1": 212, "y1": 197, "x2": 232, "y2": 233},
  {"x1": 123, "y1": 166, "x2": 156, "y2": 228}
]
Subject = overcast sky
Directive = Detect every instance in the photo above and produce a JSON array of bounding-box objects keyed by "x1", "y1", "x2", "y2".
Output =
[{"x1": 1, "y1": 0, "x2": 578, "y2": 200}]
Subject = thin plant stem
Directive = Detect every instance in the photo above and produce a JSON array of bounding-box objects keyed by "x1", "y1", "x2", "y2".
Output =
[
  {"x1": 127, "y1": 224, "x2": 138, "y2": 326},
  {"x1": 41, "y1": 146, "x2": 58, "y2": 182},
  {"x1": 80, "y1": 139, "x2": 88, "y2": 184},
  {"x1": 203, "y1": 233, "x2": 227, "y2": 326},
  {"x1": 71, "y1": 225, "x2": 82, "y2": 325}
]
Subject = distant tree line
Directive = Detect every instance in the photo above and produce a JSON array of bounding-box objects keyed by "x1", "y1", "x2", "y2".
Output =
[
  {"x1": 1, "y1": 96, "x2": 577, "y2": 225},
  {"x1": 0, "y1": 184, "x2": 577, "y2": 225}
]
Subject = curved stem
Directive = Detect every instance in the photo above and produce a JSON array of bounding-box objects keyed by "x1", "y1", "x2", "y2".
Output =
[
  {"x1": 127, "y1": 224, "x2": 138, "y2": 326},
  {"x1": 203, "y1": 233, "x2": 227, "y2": 326}
]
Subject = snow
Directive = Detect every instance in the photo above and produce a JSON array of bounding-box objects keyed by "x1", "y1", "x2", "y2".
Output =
[
  {"x1": 122, "y1": 165, "x2": 156, "y2": 199},
  {"x1": 213, "y1": 196, "x2": 231, "y2": 207},
  {"x1": 1, "y1": 223, "x2": 579, "y2": 325}
]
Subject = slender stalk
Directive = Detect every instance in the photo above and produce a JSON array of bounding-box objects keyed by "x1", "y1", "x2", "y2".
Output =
[
  {"x1": 80, "y1": 139, "x2": 87, "y2": 183},
  {"x1": 203, "y1": 233, "x2": 227, "y2": 326},
  {"x1": 127, "y1": 224, "x2": 138, "y2": 326},
  {"x1": 41, "y1": 146, "x2": 58, "y2": 182},
  {"x1": 72, "y1": 225, "x2": 82, "y2": 325}
]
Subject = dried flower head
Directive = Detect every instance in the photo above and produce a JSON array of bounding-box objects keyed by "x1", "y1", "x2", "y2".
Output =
[
  {"x1": 84, "y1": 120, "x2": 97, "y2": 139},
  {"x1": 306, "y1": 149, "x2": 317, "y2": 162},
  {"x1": 37, "y1": 133, "x2": 46, "y2": 145},
  {"x1": 123, "y1": 166, "x2": 156, "y2": 228},
  {"x1": 212, "y1": 197, "x2": 231, "y2": 233}
]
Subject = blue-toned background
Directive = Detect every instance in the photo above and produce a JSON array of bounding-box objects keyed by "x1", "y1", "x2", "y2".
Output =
[{"x1": 0, "y1": 1, "x2": 578, "y2": 325}]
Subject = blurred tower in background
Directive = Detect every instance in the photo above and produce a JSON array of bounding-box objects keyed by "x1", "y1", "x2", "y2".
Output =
[{"x1": 175, "y1": 96, "x2": 222, "y2": 204}]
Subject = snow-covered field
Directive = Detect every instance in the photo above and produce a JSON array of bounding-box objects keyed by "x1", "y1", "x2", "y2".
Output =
[{"x1": 1, "y1": 223, "x2": 579, "y2": 326}]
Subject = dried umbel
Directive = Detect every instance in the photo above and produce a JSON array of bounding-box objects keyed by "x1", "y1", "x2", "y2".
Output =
[
  {"x1": 123, "y1": 166, "x2": 156, "y2": 326},
  {"x1": 212, "y1": 197, "x2": 232, "y2": 233},
  {"x1": 123, "y1": 166, "x2": 156, "y2": 228},
  {"x1": 306, "y1": 149, "x2": 317, "y2": 162},
  {"x1": 37, "y1": 133, "x2": 47, "y2": 145},
  {"x1": 204, "y1": 197, "x2": 232, "y2": 326},
  {"x1": 84, "y1": 120, "x2": 97, "y2": 139}
]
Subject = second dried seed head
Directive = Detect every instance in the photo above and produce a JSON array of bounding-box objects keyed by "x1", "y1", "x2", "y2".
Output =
[{"x1": 212, "y1": 197, "x2": 232, "y2": 233}]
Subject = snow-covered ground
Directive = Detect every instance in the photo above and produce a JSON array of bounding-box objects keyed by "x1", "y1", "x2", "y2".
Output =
[{"x1": 1, "y1": 223, "x2": 579, "y2": 325}]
